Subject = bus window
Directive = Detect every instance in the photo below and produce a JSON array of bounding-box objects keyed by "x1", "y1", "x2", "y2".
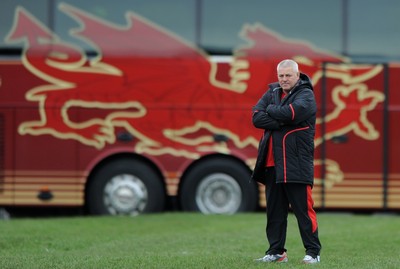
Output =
[
  {"x1": 53, "y1": 0, "x2": 197, "y2": 53},
  {"x1": 0, "y1": 0, "x2": 51, "y2": 51}
]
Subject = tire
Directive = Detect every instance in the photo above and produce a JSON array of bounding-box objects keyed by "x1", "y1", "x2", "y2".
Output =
[
  {"x1": 180, "y1": 159, "x2": 258, "y2": 214},
  {"x1": 86, "y1": 159, "x2": 165, "y2": 216}
]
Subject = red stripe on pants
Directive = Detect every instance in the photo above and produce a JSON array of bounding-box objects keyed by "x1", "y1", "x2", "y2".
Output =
[{"x1": 307, "y1": 185, "x2": 318, "y2": 233}]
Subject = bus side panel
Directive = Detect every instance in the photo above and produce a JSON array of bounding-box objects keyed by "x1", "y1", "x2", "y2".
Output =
[{"x1": 387, "y1": 66, "x2": 400, "y2": 209}]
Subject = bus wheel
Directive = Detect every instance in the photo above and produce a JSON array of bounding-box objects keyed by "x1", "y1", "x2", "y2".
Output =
[
  {"x1": 179, "y1": 159, "x2": 258, "y2": 214},
  {"x1": 86, "y1": 159, "x2": 165, "y2": 216}
]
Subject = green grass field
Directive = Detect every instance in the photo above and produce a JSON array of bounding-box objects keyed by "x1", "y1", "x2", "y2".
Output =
[{"x1": 0, "y1": 212, "x2": 399, "y2": 269}]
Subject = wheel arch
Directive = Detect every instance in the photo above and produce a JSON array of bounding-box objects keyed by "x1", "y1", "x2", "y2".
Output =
[
  {"x1": 178, "y1": 153, "x2": 259, "y2": 210},
  {"x1": 180, "y1": 153, "x2": 253, "y2": 182},
  {"x1": 84, "y1": 152, "x2": 166, "y2": 205}
]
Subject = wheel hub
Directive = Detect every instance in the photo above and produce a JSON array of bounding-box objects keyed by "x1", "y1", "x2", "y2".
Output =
[{"x1": 104, "y1": 174, "x2": 148, "y2": 215}]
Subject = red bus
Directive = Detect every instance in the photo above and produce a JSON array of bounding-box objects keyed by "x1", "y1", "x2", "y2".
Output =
[{"x1": 0, "y1": 1, "x2": 399, "y2": 215}]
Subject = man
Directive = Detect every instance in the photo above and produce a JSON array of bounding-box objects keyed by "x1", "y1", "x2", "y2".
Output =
[{"x1": 251, "y1": 59, "x2": 321, "y2": 264}]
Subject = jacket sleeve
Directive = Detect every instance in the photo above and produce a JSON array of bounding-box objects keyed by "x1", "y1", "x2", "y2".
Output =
[
  {"x1": 252, "y1": 91, "x2": 281, "y2": 130},
  {"x1": 265, "y1": 88, "x2": 316, "y2": 124}
]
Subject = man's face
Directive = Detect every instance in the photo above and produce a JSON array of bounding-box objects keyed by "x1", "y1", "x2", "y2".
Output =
[{"x1": 278, "y1": 67, "x2": 299, "y2": 92}]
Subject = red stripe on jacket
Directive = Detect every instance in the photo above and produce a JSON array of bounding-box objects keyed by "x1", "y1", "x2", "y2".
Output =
[
  {"x1": 282, "y1": 126, "x2": 309, "y2": 183},
  {"x1": 289, "y1": 104, "x2": 295, "y2": 120}
]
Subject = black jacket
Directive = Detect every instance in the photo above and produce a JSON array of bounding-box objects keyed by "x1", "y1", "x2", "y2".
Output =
[{"x1": 251, "y1": 73, "x2": 317, "y2": 185}]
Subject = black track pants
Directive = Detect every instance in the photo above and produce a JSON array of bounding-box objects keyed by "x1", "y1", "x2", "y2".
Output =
[{"x1": 264, "y1": 168, "x2": 321, "y2": 258}]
